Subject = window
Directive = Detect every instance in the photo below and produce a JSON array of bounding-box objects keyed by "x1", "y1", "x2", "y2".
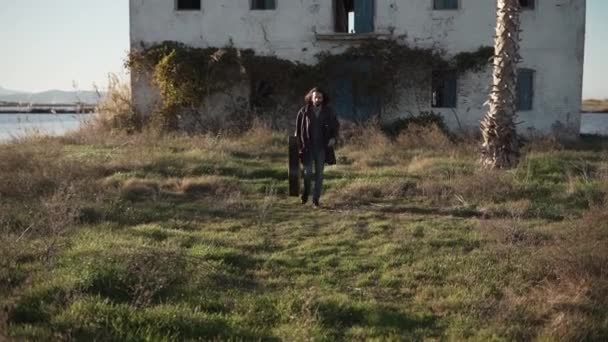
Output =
[
  {"x1": 519, "y1": 0, "x2": 535, "y2": 10},
  {"x1": 432, "y1": 70, "x2": 457, "y2": 108},
  {"x1": 334, "y1": 0, "x2": 374, "y2": 34},
  {"x1": 176, "y1": 0, "x2": 201, "y2": 10},
  {"x1": 251, "y1": 0, "x2": 276, "y2": 10},
  {"x1": 517, "y1": 69, "x2": 534, "y2": 111},
  {"x1": 433, "y1": 0, "x2": 458, "y2": 10}
]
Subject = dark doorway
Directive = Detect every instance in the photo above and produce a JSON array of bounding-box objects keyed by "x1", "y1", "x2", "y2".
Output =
[
  {"x1": 329, "y1": 59, "x2": 380, "y2": 122},
  {"x1": 334, "y1": 0, "x2": 374, "y2": 33}
]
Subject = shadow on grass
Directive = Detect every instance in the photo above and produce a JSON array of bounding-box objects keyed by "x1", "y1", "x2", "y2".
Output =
[
  {"x1": 316, "y1": 300, "x2": 438, "y2": 339},
  {"x1": 565, "y1": 135, "x2": 608, "y2": 152},
  {"x1": 350, "y1": 203, "x2": 483, "y2": 218},
  {"x1": 230, "y1": 150, "x2": 286, "y2": 162},
  {"x1": 102, "y1": 196, "x2": 256, "y2": 226},
  {"x1": 337, "y1": 202, "x2": 566, "y2": 221},
  {"x1": 34, "y1": 297, "x2": 272, "y2": 341}
]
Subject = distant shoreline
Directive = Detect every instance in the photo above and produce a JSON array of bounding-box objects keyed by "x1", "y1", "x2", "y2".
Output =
[
  {"x1": 581, "y1": 111, "x2": 608, "y2": 115},
  {"x1": 0, "y1": 104, "x2": 96, "y2": 114},
  {"x1": 0, "y1": 109, "x2": 96, "y2": 114}
]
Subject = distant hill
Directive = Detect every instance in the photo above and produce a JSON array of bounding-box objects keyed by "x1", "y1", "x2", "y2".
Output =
[
  {"x1": 0, "y1": 86, "x2": 26, "y2": 97},
  {"x1": 0, "y1": 87, "x2": 101, "y2": 105},
  {"x1": 582, "y1": 99, "x2": 608, "y2": 113}
]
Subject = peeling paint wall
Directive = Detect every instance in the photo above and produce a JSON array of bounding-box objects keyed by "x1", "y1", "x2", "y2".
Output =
[{"x1": 130, "y1": 0, "x2": 586, "y2": 135}]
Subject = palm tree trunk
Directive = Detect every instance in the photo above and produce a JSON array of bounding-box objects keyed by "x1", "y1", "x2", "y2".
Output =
[{"x1": 480, "y1": 0, "x2": 521, "y2": 169}]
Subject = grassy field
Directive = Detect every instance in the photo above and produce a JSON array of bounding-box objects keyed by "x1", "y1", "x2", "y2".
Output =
[{"x1": 1, "y1": 122, "x2": 607, "y2": 341}]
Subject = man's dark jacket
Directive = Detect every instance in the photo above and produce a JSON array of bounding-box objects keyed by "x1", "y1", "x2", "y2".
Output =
[{"x1": 295, "y1": 104, "x2": 339, "y2": 165}]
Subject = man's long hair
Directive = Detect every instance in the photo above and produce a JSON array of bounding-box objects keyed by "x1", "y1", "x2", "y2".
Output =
[{"x1": 304, "y1": 87, "x2": 330, "y2": 106}]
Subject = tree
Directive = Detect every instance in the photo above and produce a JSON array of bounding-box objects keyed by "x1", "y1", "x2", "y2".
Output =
[{"x1": 480, "y1": 0, "x2": 521, "y2": 169}]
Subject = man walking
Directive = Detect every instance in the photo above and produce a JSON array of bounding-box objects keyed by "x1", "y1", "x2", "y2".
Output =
[{"x1": 295, "y1": 87, "x2": 340, "y2": 207}]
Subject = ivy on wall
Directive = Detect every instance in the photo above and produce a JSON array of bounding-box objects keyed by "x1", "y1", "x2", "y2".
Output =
[{"x1": 127, "y1": 40, "x2": 493, "y2": 132}]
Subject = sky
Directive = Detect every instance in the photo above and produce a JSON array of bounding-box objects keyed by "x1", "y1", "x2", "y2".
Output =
[
  {"x1": 0, "y1": 0, "x2": 130, "y2": 93},
  {"x1": 0, "y1": 0, "x2": 606, "y2": 99}
]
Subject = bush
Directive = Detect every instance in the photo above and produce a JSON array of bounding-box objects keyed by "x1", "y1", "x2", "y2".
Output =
[
  {"x1": 381, "y1": 112, "x2": 450, "y2": 139},
  {"x1": 395, "y1": 123, "x2": 453, "y2": 150},
  {"x1": 94, "y1": 73, "x2": 143, "y2": 133}
]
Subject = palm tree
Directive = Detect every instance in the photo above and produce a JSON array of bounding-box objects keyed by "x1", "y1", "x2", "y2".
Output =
[{"x1": 480, "y1": 0, "x2": 521, "y2": 169}]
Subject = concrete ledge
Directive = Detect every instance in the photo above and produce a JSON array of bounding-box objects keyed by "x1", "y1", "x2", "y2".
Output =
[{"x1": 315, "y1": 33, "x2": 393, "y2": 41}]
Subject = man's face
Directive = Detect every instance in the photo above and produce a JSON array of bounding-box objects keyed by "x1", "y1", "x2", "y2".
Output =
[{"x1": 312, "y1": 91, "x2": 323, "y2": 107}]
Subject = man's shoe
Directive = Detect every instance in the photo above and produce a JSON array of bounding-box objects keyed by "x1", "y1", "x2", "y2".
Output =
[
  {"x1": 313, "y1": 198, "x2": 320, "y2": 207},
  {"x1": 301, "y1": 197, "x2": 308, "y2": 205}
]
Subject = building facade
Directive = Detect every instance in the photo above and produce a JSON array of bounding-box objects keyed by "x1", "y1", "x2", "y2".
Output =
[{"x1": 130, "y1": 0, "x2": 586, "y2": 135}]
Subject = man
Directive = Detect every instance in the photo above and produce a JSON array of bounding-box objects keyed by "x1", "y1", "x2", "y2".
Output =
[{"x1": 295, "y1": 87, "x2": 340, "y2": 207}]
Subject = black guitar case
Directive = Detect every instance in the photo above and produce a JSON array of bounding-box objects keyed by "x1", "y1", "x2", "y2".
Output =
[{"x1": 288, "y1": 135, "x2": 300, "y2": 197}]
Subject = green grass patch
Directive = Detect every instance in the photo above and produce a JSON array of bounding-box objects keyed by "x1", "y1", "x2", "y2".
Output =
[{"x1": 2, "y1": 131, "x2": 607, "y2": 340}]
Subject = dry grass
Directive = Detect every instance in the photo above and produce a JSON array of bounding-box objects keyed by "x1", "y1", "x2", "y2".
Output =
[
  {"x1": 477, "y1": 218, "x2": 550, "y2": 248},
  {"x1": 452, "y1": 168, "x2": 517, "y2": 204},
  {"x1": 339, "y1": 122, "x2": 398, "y2": 169},
  {"x1": 2, "y1": 116, "x2": 607, "y2": 340},
  {"x1": 416, "y1": 178, "x2": 454, "y2": 205},
  {"x1": 523, "y1": 134, "x2": 564, "y2": 153},
  {"x1": 339, "y1": 121, "x2": 461, "y2": 169},
  {"x1": 395, "y1": 123, "x2": 453, "y2": 150},
  {"x1": 117, "y1": 176, "x2": 245, "y2": 201},
  {"x1": 479, "y1": 199, "x2": 533, "y2": 220},
  {"x1": 119, "y1": 179, "x2": 161, "y2": 201},
  {"x1": 164, "y1": 176, "x2": 242, "y2": 197},
  {"x1": 478, "y1": 206, "x2": 608, "y2": 341},
  {"x1": 93, "y1": 73, "x2": 142, "y2": 133},
  {"x1": 239, "y1": 118, "x2": 277, "y2": 149},
  {"x1": 0, "y1": 142, "x2": 103, "y2": 200},
  {"x1": 326, "y1": 178, "x2": 417, "y2": 206}
]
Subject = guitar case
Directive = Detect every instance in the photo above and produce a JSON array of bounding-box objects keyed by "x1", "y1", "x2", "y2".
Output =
[{"x1": 288, "y1": 135, "x2": 300, "y2": 197}]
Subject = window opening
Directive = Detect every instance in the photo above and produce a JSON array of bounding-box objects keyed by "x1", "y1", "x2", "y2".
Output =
[
  {"x1": 519, "y1": 0, "x2": 535, "y2": 10},
  {"x1": 432, "y1": 70, "x2": 457, "y2": 108},
  {"x1": 433, "y1": 0, "x2": 458, "y2": 10},
  {"x1": 335, "y1": 0, "x2": 373, "y2": 33},
  {"x1": 516, "y1": 69, "x2": 534, "y2": 111},
  {"x1": 335, "y1": 0, "x2": 354, "y2": 33},
  {"x1": 251, "y1": 0, "x2": 276, "y2": 10},
  {"x1": 176, "y1": 0, "x2": 201, "y2": 10}
]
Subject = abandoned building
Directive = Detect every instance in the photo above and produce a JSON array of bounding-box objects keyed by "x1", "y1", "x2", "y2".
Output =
[{"x1": 129, "y1": 0, "x2": 586, "y2": 135}]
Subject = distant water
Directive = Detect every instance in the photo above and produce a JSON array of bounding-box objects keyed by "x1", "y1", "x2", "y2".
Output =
[
  {"x1": 1, "y1": 112, "x2": 607, "y2": 142},
  {"x1": 0, "y1": 113, "x2": 96, "y2": 142},
  {"x1": 580, "y1": 113, "x2": 608, "y2": 136}
]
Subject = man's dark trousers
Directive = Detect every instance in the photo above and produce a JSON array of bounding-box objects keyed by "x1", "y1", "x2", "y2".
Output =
[{"x1": 302, "y1": 147, "x2": 325, "y2": 202}]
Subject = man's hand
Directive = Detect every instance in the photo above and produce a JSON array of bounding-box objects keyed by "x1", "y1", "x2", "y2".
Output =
[{"x1": 327, "y1": 138, "x2": 336, "y2": 148}]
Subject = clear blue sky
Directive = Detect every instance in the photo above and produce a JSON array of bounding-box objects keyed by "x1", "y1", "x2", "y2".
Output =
[{"x1": 0, "y1": 0, "x2": 606, "y2": 99}]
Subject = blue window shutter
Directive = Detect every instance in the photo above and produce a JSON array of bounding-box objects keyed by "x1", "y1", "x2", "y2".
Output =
[
  {"x1": 517, "y1": 69, "x2": 534, "y2": 111},
  {"x1": 431, "y1": 70, "x2": 457, "y2": 108},
  {"x1": 445, "y1": 74, "x2": 457, "y2": 108},
  {"x1": 252, "y1": 0, "x2": 275, "y2": 10},
  {"x1": 435, "y1": 0, "x2": 458, "y2": 9},
  {"x1": 354, "y1": 0, "x2": 374, "y2": 33}
]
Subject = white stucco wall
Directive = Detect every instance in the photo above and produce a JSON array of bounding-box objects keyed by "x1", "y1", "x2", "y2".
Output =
[{"x1": 130, "y1": 0, "x2": 586, "y2": 135}]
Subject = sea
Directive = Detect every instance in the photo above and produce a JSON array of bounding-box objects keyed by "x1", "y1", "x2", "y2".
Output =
[
  {"x1": 0, "y1": 113, "x2": 96, "y2": 142},
  {"x1": 580, "y1": 112, "x2": 608, "y2": 136},
  {"x1": 0, "y1": 112, "x2": 607, "y2": 142}
]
